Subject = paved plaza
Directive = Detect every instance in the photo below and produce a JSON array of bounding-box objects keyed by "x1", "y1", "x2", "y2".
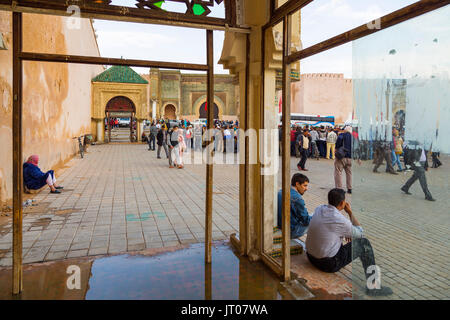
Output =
[
  {"x1": 0, "y1": 143, "x2": 448, "y2": 299},
  {"x1": 280, "y1": 154, "x2": 449, "y2": 300},
  {"x1": 0, "y1": 144, "x2": 240, "y2": 265}
]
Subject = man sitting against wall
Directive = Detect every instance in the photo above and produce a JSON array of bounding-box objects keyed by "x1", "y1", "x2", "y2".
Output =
[
  {"x1": 306, "y1": 188, "x2": 393, "y2": 296},
  {"x1": 277, "y1": 173, "x2": 312, "y2": 239},
  {"x1": 23, "y1": 155, "x2": 64, "y2": 194}
]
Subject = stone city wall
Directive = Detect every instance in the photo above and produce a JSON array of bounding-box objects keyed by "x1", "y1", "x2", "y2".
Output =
[{"x1": 291, "y1": 73, "x2": 353, "y2": 124}]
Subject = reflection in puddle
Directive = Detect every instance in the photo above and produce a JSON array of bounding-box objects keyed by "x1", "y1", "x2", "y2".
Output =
[{"x1": 0, "y1": 242, "x2": 293, "y2": 300}]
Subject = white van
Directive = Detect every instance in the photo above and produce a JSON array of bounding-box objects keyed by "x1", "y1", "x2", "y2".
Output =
[{"x1": 193, "y1": 118, "x2": 207, "y2": 126}]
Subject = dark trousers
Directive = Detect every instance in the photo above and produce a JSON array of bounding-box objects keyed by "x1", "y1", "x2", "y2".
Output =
[
  {"x1": 402, "y1": 162, "x2": 433, "y2": 199},
  {"x1": 290, "y1": 141, "x2": 296, "y2": 156},
  {"x1": 148, "y1": 134, "x2": 156, "y2": 150},
  {"x1": 297, "y1": 148, "x2": 308, "y2": 169},
  {"x1": 373, "y1": 147, "x2": 395, "y2": 173},
  {"x1": 317, "y1": 140, "x2": 326, "y2": 157},
  {"x1": 307, "y1": 238, "x2": 376, "y2": 279},
  {"x1": 431, "y1": 152, "x2": 442, "y2": 168},
  {"x1": 310, "y1": 141, "x2": 319, "y2": 159},
  {"x1": 157, "y1": 144, "x2": 169, "y2": 158}
]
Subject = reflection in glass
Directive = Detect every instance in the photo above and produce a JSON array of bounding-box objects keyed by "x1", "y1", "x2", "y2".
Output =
[{"x1": 352, "y1": 5, "x2": 450, "y2": 299}]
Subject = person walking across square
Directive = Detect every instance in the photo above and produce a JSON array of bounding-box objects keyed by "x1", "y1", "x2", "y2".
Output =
[{"x1": 334, "y1": 126, "x2": 352, "y2": 194}]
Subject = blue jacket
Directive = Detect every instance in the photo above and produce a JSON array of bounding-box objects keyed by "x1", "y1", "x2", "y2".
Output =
[
  {"x1": 336, "y1": 132, "x2": 352, "y2": 158},
  {"x1": 23, "y1": 162, "x2": 53, "y2": 190},
  {"x1": 277, "y1": 187, "x2": 311, "y2": 234}
]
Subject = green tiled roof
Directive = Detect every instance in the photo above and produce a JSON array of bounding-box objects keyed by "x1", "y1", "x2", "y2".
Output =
[{"x1": 92, "y1": 65, "x2": 148, "y2": 84}]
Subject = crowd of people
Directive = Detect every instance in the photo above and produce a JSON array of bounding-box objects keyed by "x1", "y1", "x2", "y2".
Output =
[
  {"x1": 287, "y1": 123, "x2": 443, "y2": 201},
  {"x1": 107, "y1": 117, "x2": 119, "y2": 129},
  {"x1": 143, "y1": 119, "x2": 240, "y2": 169},
  {"x1": 20, "y1": 118, "x2": 443, "y2": 298}
]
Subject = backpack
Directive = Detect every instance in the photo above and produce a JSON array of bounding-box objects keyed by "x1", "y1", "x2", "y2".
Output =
[{"x1": 335, "y1": 146, "x2": 348, "y2": 160}]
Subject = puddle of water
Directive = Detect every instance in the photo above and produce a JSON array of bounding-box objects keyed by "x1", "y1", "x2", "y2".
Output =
[{"x1": 0, "y1": 242, "x2": 293, "y2": 300}]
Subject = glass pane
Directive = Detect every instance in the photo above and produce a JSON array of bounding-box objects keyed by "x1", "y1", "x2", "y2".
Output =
[
  {"x1": 352, "y1": 5, "x2": 450, "y2": 299},
  {"x1": 301, "y1": 0, "x2": 418, "y2": 49},
  {"x1": 290, "y1": 47, "x2": 352, "y2": 294}
]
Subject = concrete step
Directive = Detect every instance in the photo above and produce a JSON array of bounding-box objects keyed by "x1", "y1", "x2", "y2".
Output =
[
  {"x1": 231, "y1": 230, "x2": 304, "y2": 258},
  {"x1": 273, "y1": 227, "x2": 282, "y2": 244}
]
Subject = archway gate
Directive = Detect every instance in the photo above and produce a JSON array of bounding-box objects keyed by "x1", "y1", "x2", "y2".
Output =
[
  {"x1": 105, "y1": 96, "x2": 136, "y2": 142},
  {"x1": 4, "y1": 0, "x2": 251, "y2": 295}
]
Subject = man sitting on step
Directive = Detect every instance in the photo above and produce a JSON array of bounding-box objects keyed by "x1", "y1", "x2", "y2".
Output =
[
  {"x1": 305, "y1": 188, "x2": 393, "y2": 296},
  {"x1": 277, "y1": 173, "x2": 312, "y2": 239}
]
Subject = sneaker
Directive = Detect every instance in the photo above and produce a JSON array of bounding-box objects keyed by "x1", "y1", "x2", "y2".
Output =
[
  {"x1": 169, "y1": 166, "x2": 174, "y2": 168},
  {"x1": 50, "y1": 189, "x2": 61, "y2": 194},
  {"x1": 55, "y1": 186, "x2": 64, "y2": 190},
  {"x1": 401, "y1": 186, "x2": 412, "y2": 195},
  {"x1": 425, "y1": 197, "x2": 436, "y2": 202},
  {"x1": 347, "y1": 189, "x2": 352, "y2": 194},
  {"x1": 366, "y1": 286, "x2": 393, "y2": 297},
  {"x1": 397, "y1": 169, "x2": 403, "y2": 172},
  {"x1": 157, "y1": 156, "x2": 161, "y2": 159},
  {"x1": 297, "y1": 165, "x2": 302, "y2": 171}
]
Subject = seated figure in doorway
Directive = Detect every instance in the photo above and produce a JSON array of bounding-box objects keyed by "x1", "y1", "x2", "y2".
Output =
[
  {"x1": 277, "y1": 173, "x2": 312, "y2": 239},
  {"x1": 23, "y1": 155, "x2": 63, "y2": 194}
]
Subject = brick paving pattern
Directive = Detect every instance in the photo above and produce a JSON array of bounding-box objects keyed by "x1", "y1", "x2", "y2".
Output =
[
  {"x1": 0, "y1": 144, "x2": 448, "y2": 300},
  {"x1": 281, "y1": 154, "x2": 449, "y2": 300},
  {"x1": 0, "y1": 144, "x2": 239, "y2": 266}
]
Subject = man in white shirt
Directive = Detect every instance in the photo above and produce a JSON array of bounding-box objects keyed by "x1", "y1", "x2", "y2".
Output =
[
  {"x1": 401, "y1": 146, "x2": 435, "y2": 201},
  {"x1": 306, "y1": 188, "x2": 393, "y2": 296},
  {"x1": 223, "y1": 126, "x2": 232, "y2": 153}
]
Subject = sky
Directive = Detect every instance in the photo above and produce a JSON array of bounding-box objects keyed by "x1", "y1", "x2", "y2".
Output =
[{"x1": 93, "y1": 0, "x2": 420, "y2": 78}]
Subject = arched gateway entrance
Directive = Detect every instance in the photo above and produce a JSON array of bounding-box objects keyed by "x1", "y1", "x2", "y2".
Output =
[
  {"x1": 105, "y1": 96, "x2": 136, "y2": 142},
  {"x1": 164, "y1": 104, "x2": 176, "y2": 119},
  {"x1": 199, "y1": 102, "x2": 219, "y2": 119}
]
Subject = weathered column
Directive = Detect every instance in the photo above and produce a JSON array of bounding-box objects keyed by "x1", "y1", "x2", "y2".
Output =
[
  {"x1": 137, "y1": 120, "x2": 143, "y2": 142},
  {"x1": 96, "y1": 119, "x2": 104, "y2": 143},
  {"x1": 152, "y1": 100, "x2": 157, "y2": 120},
  {"x1": 219, "y1": 0, "x2": 268, "y2": 261}
]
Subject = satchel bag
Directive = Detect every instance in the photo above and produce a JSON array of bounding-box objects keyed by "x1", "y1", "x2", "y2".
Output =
[{"x1": 335, "y1": 146, "x2": 348, "y2": 160}]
